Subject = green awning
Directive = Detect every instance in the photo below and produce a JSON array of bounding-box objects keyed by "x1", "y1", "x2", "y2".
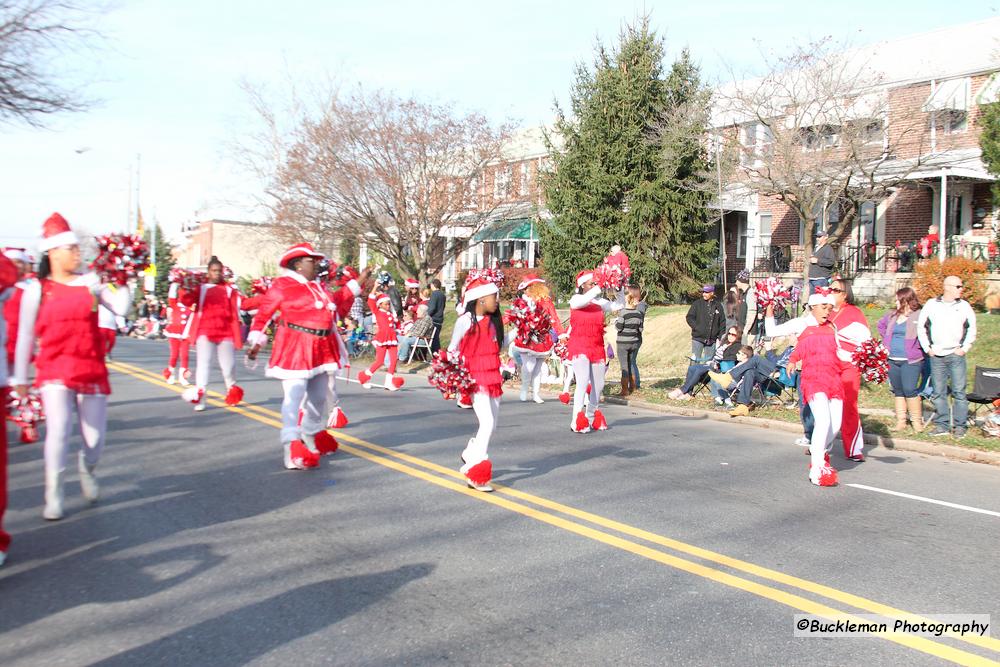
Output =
[{"x1": 473, "y1": 218, "x2": 538, "y2": 242}]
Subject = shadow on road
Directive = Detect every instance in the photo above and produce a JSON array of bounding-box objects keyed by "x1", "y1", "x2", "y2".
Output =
[{"x1": 90, "y1": 564, "x2": 434, "y2": 666}]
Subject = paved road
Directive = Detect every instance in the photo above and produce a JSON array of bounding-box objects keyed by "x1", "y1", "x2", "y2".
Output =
[{"x1": 1, "y1": 338, "x2": 998, "y2": 666}]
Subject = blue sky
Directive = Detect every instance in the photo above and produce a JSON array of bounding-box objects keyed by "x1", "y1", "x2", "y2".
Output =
[{"x1": 0, "y1": 0, "x2": 996, "y2": 249}]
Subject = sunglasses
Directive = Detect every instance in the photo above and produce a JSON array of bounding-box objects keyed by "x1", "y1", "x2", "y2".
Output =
[
  {"x1": 947, "y1": 284, "x2": 964, "y2": 289},
  {"x1": 727, "y1": 332, "x2": 739, "y2": 337},
  {"x1": 828, "y1": 288, "x2": 844, "y2": 293}
]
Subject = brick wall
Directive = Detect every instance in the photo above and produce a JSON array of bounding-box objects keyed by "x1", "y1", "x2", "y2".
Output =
[{"x1": 883, "y1": 185, "x2": 933, "y2": 244}]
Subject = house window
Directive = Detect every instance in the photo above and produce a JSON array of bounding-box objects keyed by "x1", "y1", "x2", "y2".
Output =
[
  {"x1": 519, "y1": 163, "x2": 531, "y2": 196},
  {"x1": 937, "y1": 110, "x2": 968, "y2": 135},
  {"x1": 740, "y1": 122, "x2": 774, "y2": 165},
  {"x1": 737, "y1": 215, "x2": 749, "y2": 258},
  {"x1": 799, "y1": 201, "x2": 838, "y2": 243},
  {"x1": 494, "y1": 168, "x2": 511, "y2": 201},
  {"x1": 799, "y1": 125, "x2": 839, "y2": 151},
  {"x1": 859, "y1": 201, "x2": 876, "y2": 244},
  {"x1": 758, "y1": 213, "x2": 772, "y2": 248},
  {"x1": 465, "y1": 178, "x2": 478, "y2": 210},
  {"x1": 859, "y1": 120, "x2": 884, "y2": 145}
]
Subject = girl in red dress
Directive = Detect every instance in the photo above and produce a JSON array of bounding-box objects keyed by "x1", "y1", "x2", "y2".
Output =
[
  {"x1": 163, "y1": 277, "x2": 197, "y2": 385},
  {"x1": 449, "y1": 276, "x2": 504, "y2": 491},
  {"x1": 512, "y1": 274, "x2": 564, "y2": 404},
  {"x1": 357, "y1": 288, "x2": 404, "y2": 391},
  {"x1": 184, "y1": 255, "x2": 244, "y2": 411},
  {"x1": 0, "y1": 252, "x2": 19, "y2": 564},
  {"x1": 568, "y1": 269, "x2": 623, "y2": 433},
  {"x1": 12, "y1": 213, "x2": 132, "y2": 520},
  {"x1": 828, "y1": 278, "x2": 872, "y2": 461},
  {"x1": 247, "y1": 244, "x2": 342, "y2": 470},
  {"x1": 787, "y1": 290, "x2": 843, "y2": 487}
]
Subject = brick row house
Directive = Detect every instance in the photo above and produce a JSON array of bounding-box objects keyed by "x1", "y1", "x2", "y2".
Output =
[{"x1": 709, "y1": 17, "x2": 1000, "y2": 297}]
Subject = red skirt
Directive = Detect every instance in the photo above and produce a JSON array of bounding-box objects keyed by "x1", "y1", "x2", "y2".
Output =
[{"x1": 266, "y1": 327, "x2": 343, "y2": 379}]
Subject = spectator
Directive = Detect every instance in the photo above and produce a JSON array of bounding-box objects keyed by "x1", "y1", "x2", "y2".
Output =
[
  {"x1": 709, "y1": 346, "x2": 778, "y2": 417},
  {"x1": 342, "y1": 317, "x2": 366, "y2": 357},
  {"x1": 877, "y1": 287, "x2": 926, "y2": 433},
  {"x1": 685, "y1": 284, "x2": 726, "y2": 363},
  {"x1": 731, "y1": 269, "x2": 751, "y2": 339},
  {"x1": 917, "y1": 224, "x2": 940, "y2": 259},
  {"x1": 403, "y1": 278, "x2": 421, "y2": 318},
  {"x1": 917, "y1": 275, "x2": 977, "y2": 438},
  {"x1": 615, "y1": 284, "x2": 647, "y2": 395},
  {"x1": 376, "y1": 271, "x2": 404, "y2": 319},
  {"x1": 669, "y1": 325, "x2": 742, "y2": 403},
  {"x1": 398, "y1": 304, "x2": 435, "y2": 363},
  {"x1": 808, "y1": 230, "x2": 836, "y2": 295},
  {"x1": 427, "y1": 279, "x2": 446, "y2": 353}
]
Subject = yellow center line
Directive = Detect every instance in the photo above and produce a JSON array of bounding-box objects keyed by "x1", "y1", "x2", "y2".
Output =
[{"x1": 107, "y1": 360, "x2": 999, "y2": 665}]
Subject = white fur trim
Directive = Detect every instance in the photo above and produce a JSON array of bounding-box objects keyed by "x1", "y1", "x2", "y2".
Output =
[
  {"x1": 38, "y1": 230, "x2": 78, "y2": 252},
  {"x1": 3, "y1": 248, "x2": 28, "y2": 262},
  {"x1": 246, "y1": 330, "x2": 269, "y2": 347},
  {"x1": 463, "y1": 282, "x2": 498, "y2": 305},
  {"x1": 576, "y1": 272, "x2": 594, "y2": 287},
  {"x1": 264, "y1": 362, "x2": 342, "y2": 379},
  {"x1": 347, "y1": 279, "x2": 361, "y2": 296}
]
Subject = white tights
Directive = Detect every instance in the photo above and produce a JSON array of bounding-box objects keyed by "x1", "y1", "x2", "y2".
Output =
[
  {"x1": 41, "y1": 385, "x2": 108, "y2": 477},
  {"x1": 326, "y1": 372, "x2": 340, "y2": 410},
  {"x1": 520, "y1": 353, "x2": 544, "y2": 398},
  {"x1": 571, "y1": 355, "x2": 605, "y2": 420},
  {"x1": 195, "y1": 336, "x2": 235, "y2": 392},
  {"x1": 808, "y1": 393, "x2": 843, "y2": 472},
  {"x1": 280, "y1": 375, "x2": 328, "y2": 444},
  {"x1": 461, "y1": 392, "x2": 501, "y2": 466}
]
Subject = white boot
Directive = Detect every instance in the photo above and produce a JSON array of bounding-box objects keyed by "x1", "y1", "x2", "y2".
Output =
[
  {"x1": 178, "y1": 368, "x2": 191, "y2": 387},
  {"x1": 78, "y1": 451, "x2": 99, "y2": 504},
  {"x1": 384, "y1": 374, "x2": 401, "y2": 391},
  {"x1": 519, "y1": 384, "x2": 529, "y2": 402},
  {"x1": 43, "y1": 469, "x2": 65, "y2": 520},
  {"x1": 166, "y1": 367, "x2": 177, "y2": 385}
]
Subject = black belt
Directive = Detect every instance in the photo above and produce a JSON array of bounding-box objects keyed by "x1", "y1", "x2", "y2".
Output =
[{"x1": 283, "y1": 322, "x2": 331, "y2": 337}]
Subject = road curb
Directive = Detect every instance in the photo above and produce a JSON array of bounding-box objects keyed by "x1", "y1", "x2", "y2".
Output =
[
  {"x1": 601, "y1": 395, "x2": 1000, "y2": 467},
  {"x1": 400, "y1": 363, "x2": 1000, "y2": 467}
]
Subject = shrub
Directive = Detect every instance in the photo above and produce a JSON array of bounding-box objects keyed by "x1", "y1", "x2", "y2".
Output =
[{"x1": 912, "y1": 257, "x2": 988, "y2": 307}]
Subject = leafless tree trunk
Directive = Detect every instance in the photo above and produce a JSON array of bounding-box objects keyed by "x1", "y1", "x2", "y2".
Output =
[
  {"x1": 0, "y1": 1, "x2": 100, "y2": 126},
  {"x1": 233, "y1": 81, "x2": 514, "y2": 283}
]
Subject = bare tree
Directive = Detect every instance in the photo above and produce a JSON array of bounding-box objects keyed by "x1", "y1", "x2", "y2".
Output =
[
  {"x1": 716, "y1": 38, "x2": 932, "y2": 280},
  {"x1": 0, "y1": 0, "x2": 99, "y2": 126},
  {"x1": 238, "y1": 83, "x2": 514, "y2": 282}
]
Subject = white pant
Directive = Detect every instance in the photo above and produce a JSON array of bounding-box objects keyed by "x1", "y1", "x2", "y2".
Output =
[
  {"x1": 195, "y1": 336, "x2": 235, "y2": 393},
  {"x1": 461, "y1": 393, "x2": 501, "y2": 466},
  {"x1": 326, "y1": 372, "x2": 340, "y2": 409},
  {"x1": 280, "y1": 375, "x2": 328, "y2": 444},
  {"x1": 571, "y1": 355, "x2": 605, "y2": 420},
  {"x1": 520, "y1": 354, "x2": 544, "y2": 398},
  {"x1": 809, "y1": 393, "x2": 843, "y2": 472},
  {"x1": 41, "y1": 385, "x2": 108, "y2": 477}
]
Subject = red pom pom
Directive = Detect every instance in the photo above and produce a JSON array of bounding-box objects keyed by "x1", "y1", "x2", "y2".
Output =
[
  {"x1": 465, "y1": 460, "x2": 493, "y2": 486},
  {"x1": 558, "y1": 392, "x2": 570, "y2": 404},
  {"x1": 574, "y1": 411, "x2": 590, "y2": 432},
  {"x1": 313, "y1": 430, "x2": 339, "y2": 455},
  {"x1": 289, "y1": 440, "x2": 320, "y2": 468},
  {"x1": 225, "y1": 384, "x2": 244, "y2": 406},
  {"x1": 91, "y1": 233, "x2": 150, "y2": 285},
  {"x1": 162, "y1": 367, "x2": 171, "y2": 380},
  {"x1": 20, "y1": 425, "x2": 38, "y2": 444},
  {"x1": 428, "y1": 350, "x2": 477, "y2": 400},
  {"x1": 593, "y1": 262, "x2": 628, "y2": 290},
  {"x1": 591, "y1": 410, "x2": 608, "y2": 431},
  {"x1": 251, "y1": 276, "x2": 273, "y2": 295},
  {"x1": 753, "y1": 277, "x2": 791, "y2": 311},
  {"x1": 327, "y1": 407, "x2": 349, "y2": 429},
  {"x1": 852, "y1": 339, "x2": 889, "y2": 384},
  {"x1": 506, "y1": 297, "x2": 553, "y2": 345}
]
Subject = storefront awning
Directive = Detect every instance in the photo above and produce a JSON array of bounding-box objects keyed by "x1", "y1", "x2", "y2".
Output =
[{"x1": 473, "y1": 218, "x2": 538, "y2": 242}]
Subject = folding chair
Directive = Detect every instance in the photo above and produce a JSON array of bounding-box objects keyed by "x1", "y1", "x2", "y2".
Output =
[
  {"x1": 689, "y1": 359, "x2": 735, "y2": 399},
  {"x1": 407, "y1": 326, "x2": 437, "y2": 363},
  {"x1": 967, "y1": 366, "x2": 1000, "y2": 425}
]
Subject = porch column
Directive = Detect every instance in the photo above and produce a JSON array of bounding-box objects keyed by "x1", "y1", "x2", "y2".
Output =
[
  {"x1": 938, "y1": 172, "x2": 948, "y2": 263},
  {"x1": 359, "y1": 242, "x2": 369, "y2": 268}
]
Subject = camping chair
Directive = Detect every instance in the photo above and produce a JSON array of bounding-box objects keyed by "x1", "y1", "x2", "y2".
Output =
[
  {"x1": 689, "y1": 359, "x2": 736, "y2": 399},
  {"x1": 406, "y1": 325, "x2": 437, "y2": 363},
  {"x1": 967, "y1": 366, "x2": 1000, "y2": 425}
]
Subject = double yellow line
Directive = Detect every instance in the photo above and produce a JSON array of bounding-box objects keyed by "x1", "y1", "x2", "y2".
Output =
[{"x1": 108, "y1": 360, "x2": 1000, "y2": 666}]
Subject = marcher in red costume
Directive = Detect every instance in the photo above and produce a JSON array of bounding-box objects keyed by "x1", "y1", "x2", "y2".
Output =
[
  {"x1": 357, "y1": 289, "x2": 405, "y2": 391},
  {"x1": 511, "y1": 274, "x2": 563, "y2": 404},
  {"x1": 788, "y1": 290, "x2": 843, "y2": 487},
  {"x1": 183, "y1": 255, "x2": 244, "y2": 411},
  {"x1": 2, "y1": 248, "x2": 35, "y2": 444},
  {"x1": 0, "y1": 252, "x2": 20, "y2": 565},
  {"x1": 12, "y1": 213, "x2": 132, "y2": 521},
  {"x1": 829, "y1": 278, "x2": 872, "y2": 461},
  {"x1": 449, "y1": 275, "x2": 504, "y2": 492},
  {"x1": 568, "y1": 269, "x2": 623, "y2": 433},
  {"x1": 163, "y1": 278, "x2": 197, "y2": 385},
  {"x1": 247, "y1": 243, "x2": 342, "y2": 470}
]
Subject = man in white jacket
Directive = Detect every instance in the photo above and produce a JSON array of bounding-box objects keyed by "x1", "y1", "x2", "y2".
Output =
[{"x1": 917, "y1": 276, "x2": 977, "y2": 438}]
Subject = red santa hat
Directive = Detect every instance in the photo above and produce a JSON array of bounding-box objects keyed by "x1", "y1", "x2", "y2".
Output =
[
  {"x1": 404, "y1": 278, "x2": 420, "y2": 289},
  {"x1": 3, "y1": 247, "x2": 29, "y2": 263},
  {"x1": 38, "y1": 213, "x2": 78, "y2": 252},
  {"x1": 807, "y1": 288, "x2": 836, "y2": 307},
  {"x1": 374, "y1": 293, "x2": 391, "y2": 307},
  {"x1": 463, "y1": 275, "x2": 499, "y2": 306},
  {"x1": 279, "y1": 242, "x2": 324, "y2": 269},
  {"x1": 575, "y1": 270, "x2": 594, "y2": 288},
  {"x1": 517, "y1": 274, "x2": 544, "y2": 290}
]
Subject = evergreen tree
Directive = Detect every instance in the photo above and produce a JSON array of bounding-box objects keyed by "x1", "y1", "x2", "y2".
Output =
[
  {"x1": 541, "y1": 18, "x2": 714, "y2": 301},
  {"x1": 144, "y1": 223, "x2": 175, "y2": 302},
  {"x1": 980, "y1": 102, "x2": 1000, "y2": 206}
]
